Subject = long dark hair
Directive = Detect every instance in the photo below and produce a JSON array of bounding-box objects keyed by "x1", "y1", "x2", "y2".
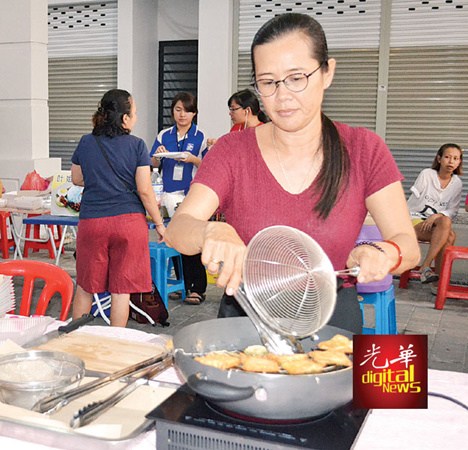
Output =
[
  {"x1": 251, "y1": 13, "x2": 349, "y2": 219},
  {"x1": 228, "y1": 89, "x2": 269, "y2": 123},
  {"x1": 432, "y1": 143, "x2": 463, "y2": 175},
  {"x1": 92, "y1": 89, "x2": 132, "y2": 137}
]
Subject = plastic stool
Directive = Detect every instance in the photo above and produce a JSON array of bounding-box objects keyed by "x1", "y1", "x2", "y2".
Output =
[
  {"x1": 149, "y1": 242, "x2": 186, "y2": 308},
  {"x1": 23, "y1": 214, "x2": 63, "y2": 259},
  {"x1": 399, "y1": 241, "x2": 432, "y2": 288},
  {"x1": 358, "y1": 285, "x2": 397, "y2": 334},
  {"x1": 435, "y1": 246, "x2": 468, "y2": 310},
  {"x1": 0, "y1": 212, "x2": 15, "y2": 259}
]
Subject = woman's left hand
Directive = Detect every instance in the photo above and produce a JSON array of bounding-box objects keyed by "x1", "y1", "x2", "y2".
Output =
[
  {"x1": 155, "y1": 223, "x2": 166, "y2": 242},
  {"x1": 176, "y1": 152, "x2": 191, "y2": 163},
  {"x1": 346, "y1": 244, "x2": 394, "y2": 284}
]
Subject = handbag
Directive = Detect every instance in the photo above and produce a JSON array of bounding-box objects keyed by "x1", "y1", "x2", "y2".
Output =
[{"x1": 130, "y1": 282, "x2": 170, "y2": 327}]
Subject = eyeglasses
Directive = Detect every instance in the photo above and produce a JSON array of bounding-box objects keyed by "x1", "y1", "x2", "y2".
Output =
[
  {"x1": 252, "y1": 63, "x2": 324, "y2": 97},
  {"x1": 228, "y1": 106, "x2": 243, "y2": 112}
]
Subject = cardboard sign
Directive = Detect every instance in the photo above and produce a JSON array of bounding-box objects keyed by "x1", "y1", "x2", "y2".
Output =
[{"x1": 51, "y1": 171, "x2": 83, "y2": 216}]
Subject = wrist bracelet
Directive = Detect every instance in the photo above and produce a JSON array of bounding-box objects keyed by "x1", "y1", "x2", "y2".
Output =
[
  {"x1": 384, "y1": 240, "x2": 402, "y2": 272},
  {"x1": 354, "y1": 240, "x2": 402, "y2": 273},
  {"x1": 354, "y1": 241, "x2": 385, "y2": 253}
]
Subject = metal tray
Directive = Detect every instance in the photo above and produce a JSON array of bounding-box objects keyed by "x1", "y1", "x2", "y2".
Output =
[{"x1": 0, "y1": 377, "x2": 176, "y2": 449}]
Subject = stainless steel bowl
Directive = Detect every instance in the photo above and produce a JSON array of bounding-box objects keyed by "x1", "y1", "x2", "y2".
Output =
[{"x1": 0, "y1": 350, "x2": 85, "y2": 410}]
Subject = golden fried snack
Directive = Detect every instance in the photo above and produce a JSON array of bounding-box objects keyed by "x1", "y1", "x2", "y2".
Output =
[
  {"x1": 243, "y1": 345, "x2": 269, "y2": 356},
  {"x1": 274, "y1": 353, "x2": 309, "y2": 364},
  {"x1": 280, "y1": 358, "x2": 326, "y2": 375},
  {"x1": 317, "y1": 334, "x2": 353, "y2": 354},
  {"x1": 195, "y1": 352, "x2": 241, "y2": 370},
  {"x1": 308, "y1": 350, "x2": 353, "y2": 367},
  {"x1": 241, "y1": 355, "x2": 280, "y2": 373}
]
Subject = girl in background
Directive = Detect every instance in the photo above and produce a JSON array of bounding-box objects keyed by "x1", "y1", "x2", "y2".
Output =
[{"x1": 407, "y1": 143, "x2": 463, "y2": 284}]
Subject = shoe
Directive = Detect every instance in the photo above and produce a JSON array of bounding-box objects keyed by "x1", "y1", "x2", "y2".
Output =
[
  {"x1": 430, "y1": 283, "x2": 438, "y2": 296},
  {"x1": 420, "y1": 267, "x2": 439, "y2": 284}
]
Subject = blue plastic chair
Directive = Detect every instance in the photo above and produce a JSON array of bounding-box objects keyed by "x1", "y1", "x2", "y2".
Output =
[
  {"x1": 358, "y1": 285, "x2": 397, "y2": 335},
  {"x1": 149, "y1": 242, "x2": 186, "y2": 308}
]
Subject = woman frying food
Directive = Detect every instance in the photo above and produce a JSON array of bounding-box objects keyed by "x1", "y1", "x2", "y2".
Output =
[{"x1": 165, "y1": 13, "x2": 420, "y2": 334}]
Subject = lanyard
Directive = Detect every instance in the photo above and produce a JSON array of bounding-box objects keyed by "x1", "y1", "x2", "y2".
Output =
[{"x1": 176, "y1": 131, "x2": 188, "y2": 153}]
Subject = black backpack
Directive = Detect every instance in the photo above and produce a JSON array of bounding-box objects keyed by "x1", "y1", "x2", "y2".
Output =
[{"x1": 130, "y1": 282, "x2": 170, "y2": 327}]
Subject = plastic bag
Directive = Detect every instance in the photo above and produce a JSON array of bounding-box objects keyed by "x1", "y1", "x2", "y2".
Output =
[{"x1": 20, "y1": 170, "x2": 50, "y2": 191}]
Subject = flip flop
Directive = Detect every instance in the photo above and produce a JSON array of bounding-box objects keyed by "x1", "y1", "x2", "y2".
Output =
[
  {"x1": 169, "y1": 292, "x2": 182, "y2": 300},
  {"x1": 184, "y1": 292, "x2": 206, "y2": 305}
]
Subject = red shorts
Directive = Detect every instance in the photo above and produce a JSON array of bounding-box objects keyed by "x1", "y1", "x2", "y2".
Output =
[{"x1": 76, "y1": 213, "x2": 152, "y2": 294}]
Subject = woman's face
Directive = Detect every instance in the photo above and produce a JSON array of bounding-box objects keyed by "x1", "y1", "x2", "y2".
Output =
[
  {"x1": 253, "y1": 31, "x2": 335, "y2": 133},
  {"x1": 173, "y1": 100, "x2": 196, "y2": 129},
  {"x1": 122, "y1": 97, "x2": 137, "y2": 131},
  {"x1": 438, "y1": 147, "x2": 462, "y2": 174},
  {"x1": 229, "y1": 101, "x2": 247, "y2": 125}
]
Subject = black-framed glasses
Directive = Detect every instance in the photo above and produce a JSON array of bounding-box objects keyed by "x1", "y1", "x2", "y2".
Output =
[
  {"x1": 228, "y1": 106, "x2": 243, "y2": 112},
  {"x1": 252, "y1": 62, "x2": 324, "y2": 97}
]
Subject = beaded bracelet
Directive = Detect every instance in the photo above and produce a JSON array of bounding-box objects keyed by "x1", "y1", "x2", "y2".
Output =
[{"x1": 354, "y1": 240, "x2": 402, "y2": 273}]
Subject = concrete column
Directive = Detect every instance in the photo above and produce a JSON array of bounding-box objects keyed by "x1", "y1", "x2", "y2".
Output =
[{"x1": 0, "y1": 0, "x2": 60, "y2": 192}]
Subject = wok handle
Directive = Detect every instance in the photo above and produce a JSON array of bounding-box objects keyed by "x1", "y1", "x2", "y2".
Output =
[{"x1": 187, "y1": 374, "x2": 255, "y2": 402}]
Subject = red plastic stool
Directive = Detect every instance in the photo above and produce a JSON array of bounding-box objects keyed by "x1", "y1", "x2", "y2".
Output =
[
  {"x1": 399, "y1": 240, "x2": 433, "y2": 288},
  {"x1": 22, "y1": 214, "x2": 63, "y2": 259},
  {"x1": 435, "y1": 246, "x2": 468, "y2": 310},
  {"x1": 0, "y1": 211, "x2": 15, "y2": 259}
]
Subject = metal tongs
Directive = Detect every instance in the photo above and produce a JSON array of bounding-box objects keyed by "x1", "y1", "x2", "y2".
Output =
[
  {"x1": 32, "y1": 353, "x2": 170, "y2": 414},
  {"x1": 70, "y1": 355, "x2": 172, "y2": 428}
]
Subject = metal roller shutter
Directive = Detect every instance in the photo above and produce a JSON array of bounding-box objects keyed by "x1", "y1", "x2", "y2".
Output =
[
  {"x1": 236, "y1": 0, "x2": 468, "y2": 201},
  {"x1": 48, "y1": 1, "x2": 118, "y2": 169}
]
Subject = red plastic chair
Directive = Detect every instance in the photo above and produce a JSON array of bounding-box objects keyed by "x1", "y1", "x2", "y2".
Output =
[
  {"x1": 435, "y1": 246, "x2": 468, "y2": 310},
  {"x1": 0, "y1": 211, "x2": 15, "y2": 259},
  {"x1": 0, "y1": 260, "x2": 74, "y2": 320}
]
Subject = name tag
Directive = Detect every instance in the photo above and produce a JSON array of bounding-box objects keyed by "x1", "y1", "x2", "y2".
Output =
[{"x1": 173, "y1": 163, "x2": 184, "y2": 181}]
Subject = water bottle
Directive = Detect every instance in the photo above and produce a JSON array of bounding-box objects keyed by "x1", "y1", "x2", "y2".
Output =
[{"x1": 151, "y1": 168, "x2": 164, "y2": 203}]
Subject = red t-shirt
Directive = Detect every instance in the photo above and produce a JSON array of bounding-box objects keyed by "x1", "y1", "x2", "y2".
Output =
[{"x1": 194, "y1": 122, "x2": 402, "y2": 270}]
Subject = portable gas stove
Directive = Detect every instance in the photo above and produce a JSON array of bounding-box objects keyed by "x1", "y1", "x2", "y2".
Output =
[{"x1": 146, "y1": 385, "x2": 368, "y2": 450}]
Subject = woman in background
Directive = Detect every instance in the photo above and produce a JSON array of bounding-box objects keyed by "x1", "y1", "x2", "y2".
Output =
[
  {"x1": 71, "y1": 89, "x2": 164, "y2": 327},
  {"x1": 407, "y1": 143, "x2": 463, "y2": 284},
  {"x1": 150, "y1": 92, "x2": 208, "y2": 305},
  {"x1": 228, "y1": 88, "x2": 268, "y2": 132}
]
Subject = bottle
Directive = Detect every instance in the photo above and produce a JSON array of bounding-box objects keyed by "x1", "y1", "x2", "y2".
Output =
[{"x1": 151, "y1": 168, "x2": 164, "y2": 203}]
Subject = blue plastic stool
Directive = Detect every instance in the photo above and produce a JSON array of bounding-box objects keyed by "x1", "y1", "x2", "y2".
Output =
[
  {"x1": 149, "y1": 242, "x2": 186, "y2": 308},
  {"x1": 358, "y1": 285, "x2": 397, "y2": 335}
]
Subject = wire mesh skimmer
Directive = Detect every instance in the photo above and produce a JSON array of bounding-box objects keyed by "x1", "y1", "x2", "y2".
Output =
[{"x1": 234, "y1": 226, "x2": 357, "y2": 354}]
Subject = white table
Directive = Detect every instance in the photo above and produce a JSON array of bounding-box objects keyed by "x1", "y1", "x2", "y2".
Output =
[{"x1": 0, "y1": 322, "x2": 466, "y2": 449}]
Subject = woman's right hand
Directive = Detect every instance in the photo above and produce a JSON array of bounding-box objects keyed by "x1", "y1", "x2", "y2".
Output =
[
  {"x1": 201, "y1": 221, "x2": 246, "y2": 295},
  {"x1": 155, "y1": 145, "x2": 167, "y2": 154}
]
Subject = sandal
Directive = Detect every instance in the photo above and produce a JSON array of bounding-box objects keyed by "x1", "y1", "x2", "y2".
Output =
[
  {"x1": 184, "y1": 292, "x2": 206, "y2": 305},
  {"x1": 169, "y1": 292, "x2": 182, "y2": 300}
]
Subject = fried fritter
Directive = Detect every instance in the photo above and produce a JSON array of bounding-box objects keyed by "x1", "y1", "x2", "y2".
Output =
[
  {"x1": 194, "y1": 352, "x2": 241, "y2": 370},
  {"x1": 308, "y1": 350, "x2": 352, "y2": 367},
  {"x1": 280, "y1": 358, "x2": 326, "y2": 375},
  {"x1": 241, "y1": 355, "x2": 281, "y2": 373},
  {"x1": 317, "y1": 334, "x2": 353, "y2": 354}
]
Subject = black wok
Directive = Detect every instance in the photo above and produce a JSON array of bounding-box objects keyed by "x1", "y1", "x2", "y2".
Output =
[{"x1": 173, "y1": 317, "x2": 352, "y2": 420}]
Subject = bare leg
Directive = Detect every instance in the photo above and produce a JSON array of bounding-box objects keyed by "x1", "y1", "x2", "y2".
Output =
[
  {"x1": 72, "y1": 285, "x2": 93, "y2": 319},
  {"x1": 414, "y1": 216, "x2": 453, "y2": 272},
  {"x1": 110, "y1": 293, "x2": 130, "y2": 327},
  {"x1": 434, "y1": 229, "x2": 456, "y2": 274}
]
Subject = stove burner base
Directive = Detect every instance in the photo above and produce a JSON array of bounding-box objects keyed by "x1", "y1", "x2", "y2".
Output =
[{"x1": 147, "y1": 385, "x2": 368, "y2": 450}]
